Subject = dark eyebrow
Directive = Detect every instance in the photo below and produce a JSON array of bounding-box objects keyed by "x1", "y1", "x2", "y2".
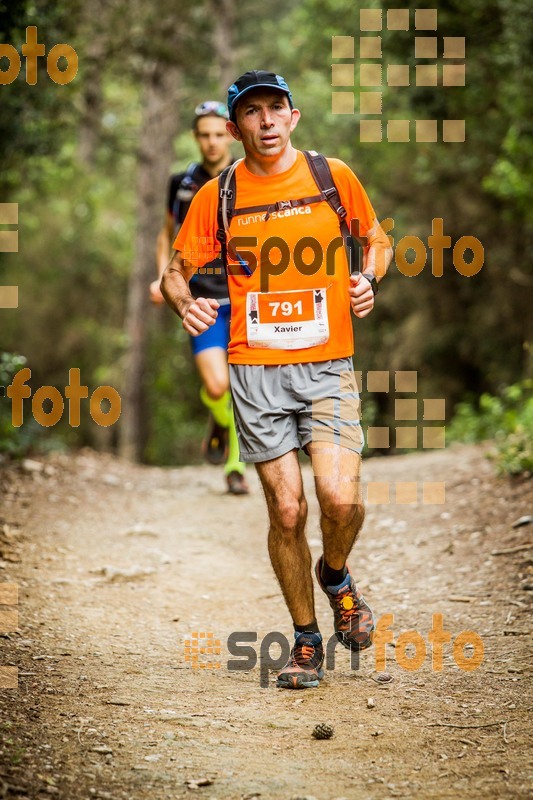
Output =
[{"x1": 244, "y1": 95, "x2": 286, "y2": 110}]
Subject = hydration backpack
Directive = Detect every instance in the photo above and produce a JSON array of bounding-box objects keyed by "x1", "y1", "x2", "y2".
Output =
[
  {"x1": 215, "y1": 150, "x2": 359, "y2": 277},
  {"x1": 171, "y1": 162, "x2": 199, "y2": 231}
]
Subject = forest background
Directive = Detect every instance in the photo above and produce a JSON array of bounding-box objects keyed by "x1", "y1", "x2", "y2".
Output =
[{"x1": 1, "y1": 0, "x2": 531, "y2": 471}]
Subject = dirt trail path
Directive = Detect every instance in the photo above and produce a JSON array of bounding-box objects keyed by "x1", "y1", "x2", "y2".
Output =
[{"x1": 0, "y1": 445, "x2": 531, "y2": 799}]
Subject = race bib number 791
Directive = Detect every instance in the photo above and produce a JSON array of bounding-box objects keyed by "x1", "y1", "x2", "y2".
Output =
[{"x1": 246, "y1": 288, "x2": 329, "y2": 350}]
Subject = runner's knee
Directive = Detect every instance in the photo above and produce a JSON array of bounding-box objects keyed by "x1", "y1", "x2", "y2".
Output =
[
  {"x1": 320, "y1": 496, "x2": 364, "y2": 530},
  {"x1": 203, "y1": 377, "x2": 229, "y2": 400},
  {"x1": 270, "y1": 495, "x2": 307, "y2": 532}
]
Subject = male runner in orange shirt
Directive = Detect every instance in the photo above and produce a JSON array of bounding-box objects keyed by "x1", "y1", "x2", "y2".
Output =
[{"x1": 162, "y1": 70, "x2": 393, "y2": 689}]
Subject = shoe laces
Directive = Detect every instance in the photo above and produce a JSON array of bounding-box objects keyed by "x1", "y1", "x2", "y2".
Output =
[
  {"x1": 292, "y1": 642, "x2": 321, "y2": 668},
  {"x1": 334, "y1": 585, "x2": 359, "y2": 622}
]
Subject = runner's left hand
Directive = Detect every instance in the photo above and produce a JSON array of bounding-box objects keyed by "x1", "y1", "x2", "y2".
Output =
[
  {"x1": 149, "y1": 279, "x2": 165, "y2": 305},
  {"x1": 349, "y1": 274, "x2": 375, "y2": 318}
]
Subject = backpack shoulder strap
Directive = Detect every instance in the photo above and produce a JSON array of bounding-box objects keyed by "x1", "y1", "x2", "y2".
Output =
[
  {"x1": 303, "y1": 150, "x2": 358, "y2": 273},
  {"x1": 216, "y1": 158, "x2": 252, "y2": 276},
  {"x1": 175, "y1": 162, "x2": 199, "y2": 195},
  {"x1": 172, "y1": 162, "x2": 200, "y2": 229},
  {"x1": 173, "y1": 162, "x2": 198, "y2": 190}
]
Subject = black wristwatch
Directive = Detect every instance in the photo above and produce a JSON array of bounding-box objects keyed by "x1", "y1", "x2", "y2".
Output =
[{"x1": 362, "y1": 273, "x2": 379, "y2": 295}]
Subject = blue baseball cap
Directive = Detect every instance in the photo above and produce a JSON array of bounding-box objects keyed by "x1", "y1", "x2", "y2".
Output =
[{"x1": 227, "y1": 70, "x2": 293, "y2": 121}]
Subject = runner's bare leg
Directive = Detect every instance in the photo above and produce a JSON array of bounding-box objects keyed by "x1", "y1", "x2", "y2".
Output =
[
  {"x1": 309, "y1": 443, "x2": 364, "y2": 570},
  {"x1": 194, "y1": 347, "x2": 229, "y2": 399},
  {"x1": 255, "y1": 450, "x2": 315, "y2": 627}
]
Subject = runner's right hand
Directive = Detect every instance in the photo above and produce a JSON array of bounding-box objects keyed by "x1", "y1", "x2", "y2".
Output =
[{"x1": 182, "y1": 297, "x2": 219, "y2": 336}]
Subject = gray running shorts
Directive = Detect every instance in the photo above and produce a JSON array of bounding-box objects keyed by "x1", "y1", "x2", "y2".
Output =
[{"x1": 228, "y1": 357, "x2": 364, "y2": 463}]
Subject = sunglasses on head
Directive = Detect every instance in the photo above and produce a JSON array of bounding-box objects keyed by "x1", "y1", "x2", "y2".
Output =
[{"x1": 194, "y1": 101, "x2": 229, "y2": 119}]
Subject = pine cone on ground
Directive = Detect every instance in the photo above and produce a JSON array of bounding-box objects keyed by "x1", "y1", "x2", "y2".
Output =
[{"x1": 312, "y1": 723, "x2": 334, "y2": 740}]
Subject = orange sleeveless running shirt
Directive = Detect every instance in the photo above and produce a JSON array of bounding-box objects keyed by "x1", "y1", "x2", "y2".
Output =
[{"x1": 174, "y1": 151, "x2": 377, "y2": 365}]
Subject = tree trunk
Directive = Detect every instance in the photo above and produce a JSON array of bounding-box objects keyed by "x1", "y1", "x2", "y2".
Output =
[
  {"x1": 209, "y1": 0, "x2": 237, "y2": 96},
  {"x1": 77, "y1": 0, "x2": 109, "y2": 166},
  {"x1": 119, "y1": 61, "x2": 182, "y2": 461}
]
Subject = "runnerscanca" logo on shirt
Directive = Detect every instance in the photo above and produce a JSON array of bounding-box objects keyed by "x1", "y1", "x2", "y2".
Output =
[{"x1": 237, "y1": 206, "x2": 312, "y2": 226}]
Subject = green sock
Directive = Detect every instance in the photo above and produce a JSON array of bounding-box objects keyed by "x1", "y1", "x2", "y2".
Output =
[
  {"x1": 200, "y1": 387, "x2": 231, "y2": 428},
  {"x1": 224, "y1": 404, "x2": 246, "y2": 476}
]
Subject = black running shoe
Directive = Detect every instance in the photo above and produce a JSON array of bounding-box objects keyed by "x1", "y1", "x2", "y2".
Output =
[
  {"x1": 226, "y1": 471, "x2": 249, "y2": 495},
  {"x1": 202, "y1": 415, "x2": 228, "y2": 465}
]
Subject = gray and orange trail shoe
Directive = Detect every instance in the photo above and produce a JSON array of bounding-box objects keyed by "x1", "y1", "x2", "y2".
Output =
[
  {"x1": 276, "y1": 631, "x2": 324, "y2": 689},
  {"x1": 315, "y1": 556, "x2": 375, "y2": 652}
]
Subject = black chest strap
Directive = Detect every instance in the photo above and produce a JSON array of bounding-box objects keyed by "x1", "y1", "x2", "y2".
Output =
[
  {"x1": 216, "y1": 151, "x2": 358, "y2": 275},
  {"x1": 232, "y1": 194, "x2": 323, "y2": 219}
]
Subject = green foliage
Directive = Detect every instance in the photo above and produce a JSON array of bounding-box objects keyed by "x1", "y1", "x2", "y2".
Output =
[
  {"x1": 1, "y1": 0, "x2": 531, "y2": 464},
  {"x1": 0, "y1": 0, "x2": 81, "y2": 196},
  {"x1": 448, "y1": 380, "x2": 533, "y2": 475},
  {"x1": 0, "y1": 352, "x2": 26, "y2": 385},
  {"x1": 0, "y1": 353, "x2": 41, "y2": 457},
  {"x1": 143, "y1": 323, "x2": 205, "y2": 466}
]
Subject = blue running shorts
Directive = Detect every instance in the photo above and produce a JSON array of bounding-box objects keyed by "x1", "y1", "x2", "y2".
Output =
[{"x1": 190, "y1": 302, "x2": 231, "y2": 355}]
